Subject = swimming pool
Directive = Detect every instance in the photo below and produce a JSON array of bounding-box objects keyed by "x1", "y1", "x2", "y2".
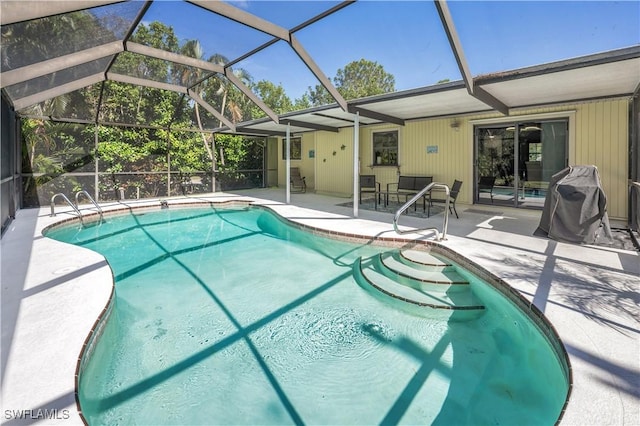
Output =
[{"x1": 46, "y1": 204, "x2": 570, "y2": 425}]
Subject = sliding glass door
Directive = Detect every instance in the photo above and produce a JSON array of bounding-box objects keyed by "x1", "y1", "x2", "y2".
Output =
[{"x1": 475, "y1": 120, "x2": 567, "y2": 209}]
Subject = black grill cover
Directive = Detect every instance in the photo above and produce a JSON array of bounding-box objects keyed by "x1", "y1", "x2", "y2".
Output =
[{"x1": 536, "y1": 165, "x2": 612, "y2": 244}]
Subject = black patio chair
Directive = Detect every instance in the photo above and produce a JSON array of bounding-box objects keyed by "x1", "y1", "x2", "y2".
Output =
[
  {"x1": 359, "y1": 175, "x2": 381, "y2": 209},
  {"x1": 290, "y1": 167, "x2": 306, "y2": 193},
  {"x1": 478, "y1": 176, "x2": 495, "y2": 203},
  {"x1": 429, "y1": 180, "x2": 462, "y2": 218}
]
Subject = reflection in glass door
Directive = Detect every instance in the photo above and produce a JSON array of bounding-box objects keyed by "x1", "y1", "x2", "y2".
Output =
[
  {"x1": 519, "y1": 121, "x2": 568, "y2": 208},
  {"x1": 475, "y1": 120, "x2": 567, "y2": 209},
  {"x1": 476, "y1": 127, "x2": 516, "y2": 205}
]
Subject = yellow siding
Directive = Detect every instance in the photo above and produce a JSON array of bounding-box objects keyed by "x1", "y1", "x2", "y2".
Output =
[
  {"x1": 278, "y1": 133, "x2": 316, "y2": 189},
  {"x1": 311, "y1": 97, "x2": 629, "y2": 220},
  {"x1": 315, "y1": 128, "x2": 355, "y2": 195},
  {"x1": 358, "y1": 121, "x2": 473, "y2": 204},
  {"x1": 572, "y1": 99, "x2": 629, "y2": 219}
]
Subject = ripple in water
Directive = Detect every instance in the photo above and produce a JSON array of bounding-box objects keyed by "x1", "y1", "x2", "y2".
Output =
[{"x1": 254, "y1": 308, "x2": 395, "y2": 364}]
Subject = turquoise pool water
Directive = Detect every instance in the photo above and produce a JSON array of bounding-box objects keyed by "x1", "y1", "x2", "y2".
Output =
[{"x1": 46, "y1": 206, "x2": 568, "y2": 425}]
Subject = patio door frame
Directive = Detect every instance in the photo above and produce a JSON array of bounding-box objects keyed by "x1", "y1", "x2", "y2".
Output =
[{"x1": 471, "y1": 111, "x2": 574, "y2": 209}]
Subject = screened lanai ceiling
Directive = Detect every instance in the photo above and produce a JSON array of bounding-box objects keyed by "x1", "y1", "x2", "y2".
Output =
[{"x1": 1, "y1": 0, "x2": 639, "y2": 137}]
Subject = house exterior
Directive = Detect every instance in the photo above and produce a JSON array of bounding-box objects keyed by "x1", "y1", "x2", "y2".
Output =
[
  {"x1": 0, "y1": 0, "x2": 638, "y2": 233},
  {"x1": 278, "y1": 97, "x2": 632, "y2": 221}
]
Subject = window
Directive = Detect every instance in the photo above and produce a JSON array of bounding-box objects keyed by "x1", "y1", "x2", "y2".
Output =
[
  {"x1": 282, "y1": 137, "x2": 301, "y2": 160},
  {"x1": 475, "y1": 119, "x2": 567, "y2": 209},
  {"x1": 372, "y1": 130, "x2": 398, "y2": 166}
]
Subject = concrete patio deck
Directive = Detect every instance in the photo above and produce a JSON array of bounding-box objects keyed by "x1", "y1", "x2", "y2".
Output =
[{"x1": 1, "y1": 189, "x2": 638, "y2": 425}]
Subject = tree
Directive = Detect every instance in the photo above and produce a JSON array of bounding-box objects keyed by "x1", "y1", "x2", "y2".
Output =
[
  {"x1": 334, "y1": 59, "x2": 395, "y2": 99},
  {"x1": 304, "y1": 59, "x2": 395, "y2": 107},
  {"x1": 1, "y1": 10, "x2": 106, "y2": 71},
  {"x1": 179, "y1": 39, "x2": 214, "y2": 161},
  {"x1": 293, "y1": 93, "x2": 313, "y2": 111},
  {"x1": 215, "y1": 134, "x2": 265, "y2": 190},
  {"x1": 212, "y1": 62, "x2": 253, "y2": 125},
  {"x1": 305, "y1": 83, "x2": 334, "y2": 107},
  {"x1": 251, "y1": 80, "x2": 294, "y2": 117}
]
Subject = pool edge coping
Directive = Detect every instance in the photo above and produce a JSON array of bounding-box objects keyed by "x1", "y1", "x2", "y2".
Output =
[{"x1": 44, "y1": 198, "x2": 573, "y2": 425}]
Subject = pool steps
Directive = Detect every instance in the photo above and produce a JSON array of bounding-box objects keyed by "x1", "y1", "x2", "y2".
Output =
[
  {"x1": 398, "y1": 249, "x2": 452, "y2": 268},
  {"x1": 354, "y1": 249, "x2": 485, "y2": 320},
  {"x1": 379, "y1": 253, "x2": 470, "y2": 290}
]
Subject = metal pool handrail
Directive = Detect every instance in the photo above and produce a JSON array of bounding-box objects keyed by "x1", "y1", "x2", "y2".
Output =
[
  {"x1": 50, "y1": 193, "x2": 84, "y2": 226},
  {"x1": 75, "y1": 190, "x2": 104, "y2": 223},
  {"x1": 50, "y1": 190, "x2": 104, "y2": 226},
  {"x1": 393, "y1": 182, "x2": 450, "y2": 241}
]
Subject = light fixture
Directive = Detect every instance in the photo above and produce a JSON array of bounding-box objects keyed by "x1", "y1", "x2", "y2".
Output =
[{"x1": 450, "y1": 119, "x2": 460, "y2": 131}]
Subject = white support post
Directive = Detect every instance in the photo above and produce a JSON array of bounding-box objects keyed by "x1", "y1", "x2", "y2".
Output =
[
  {"x1": 285, "y1": 123, "x2": 291, "y2": 204},
  {"x1": 353, "y1": 111, "x2": 360, "y2": 217},
  {"x1": 94, "y1": 124, "x2": 99, "y2": 201},
  {"x1": 211, "y1": 135, "x2": 216, "y2": 193},
  {"x1": 166, "y1": 132, "x2": 171, "y2": 197}
]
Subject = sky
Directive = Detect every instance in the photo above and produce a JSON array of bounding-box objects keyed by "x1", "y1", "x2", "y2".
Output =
[{"x1": 143, "y1": 1, "x2": 640, "y2": 102}]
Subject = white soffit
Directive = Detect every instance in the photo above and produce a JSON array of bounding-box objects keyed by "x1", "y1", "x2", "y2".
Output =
[
  {"x1": 360, "y1": 88, "x2": 491, "y2": 119},
  {"x1": 306, "y1": 108, "x2": 381, "y2": 126},
  {"x1": 479, "y1": 58, "x2": 640, "y2": 107},
  {"x1": 323, "y1": 108, "x2": 380, "y2": 124},
  {"x1": 242, "y1": 121, "x2": 309, "y2": 134}
]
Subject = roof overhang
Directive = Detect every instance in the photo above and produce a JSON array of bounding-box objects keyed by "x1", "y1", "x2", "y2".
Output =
[
  {"x1": 476, "y1": 46, "x2": 640, "y2": 108},
  {"x1": 223, "y1": 46, "x2": 640, "y2": 136},
  {"x1": 2, "y1": 0, "x2": 638, "y2": 134}
]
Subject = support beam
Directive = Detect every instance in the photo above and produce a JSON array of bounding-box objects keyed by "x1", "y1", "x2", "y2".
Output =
[
  {"x1": 473, "y1": 86, "x2": 511, "y2": 115},
  {"x1": 187, "y1": 89, "x2": 236, "y2": 132},
  {"x1": 226, "y1": 39, "x2": 280, "y2": 70},
  {"x1": 0, "y1": 1, "x2": 124, "y2": 25},
  {"x1": 434, "y1": 1, "x2": 474, "y2": 92},
  {"x1": 1, "y1": 41, "x2": 123, "y2": 89},
  {"x1": 434, "y1": 0, "x2": 509, "y2": 115},
  {"x1": 290, "y1": 1, "x2": 356, "y2": 33},
  {"x1": 224, "y1": 69, "x2": 280, "y2": 124},
  {"x1": 234, "y1": 127, "x2": 287, "y2": 137},
  {"x1": 348, "y1": 106, "x2": 405, "y2": 126},
  {"x1": 12, "y1": 73, "x2": 105, "y2": 111},
  {"x1": 126, "y1": 42, "x2": 224, "y2": 74},
  {"x1": 187, "y1": 0, "x2": 290, "y2": 41},
  {"x1": 282, "y1": 119, "x2": 339, "y2": 133},
  {"x1": 107, "y1": 73, "x2": 188, "y2": 94},
  {"x1": 289, "y1": 34, "x2": 348, "y2": 112}
]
